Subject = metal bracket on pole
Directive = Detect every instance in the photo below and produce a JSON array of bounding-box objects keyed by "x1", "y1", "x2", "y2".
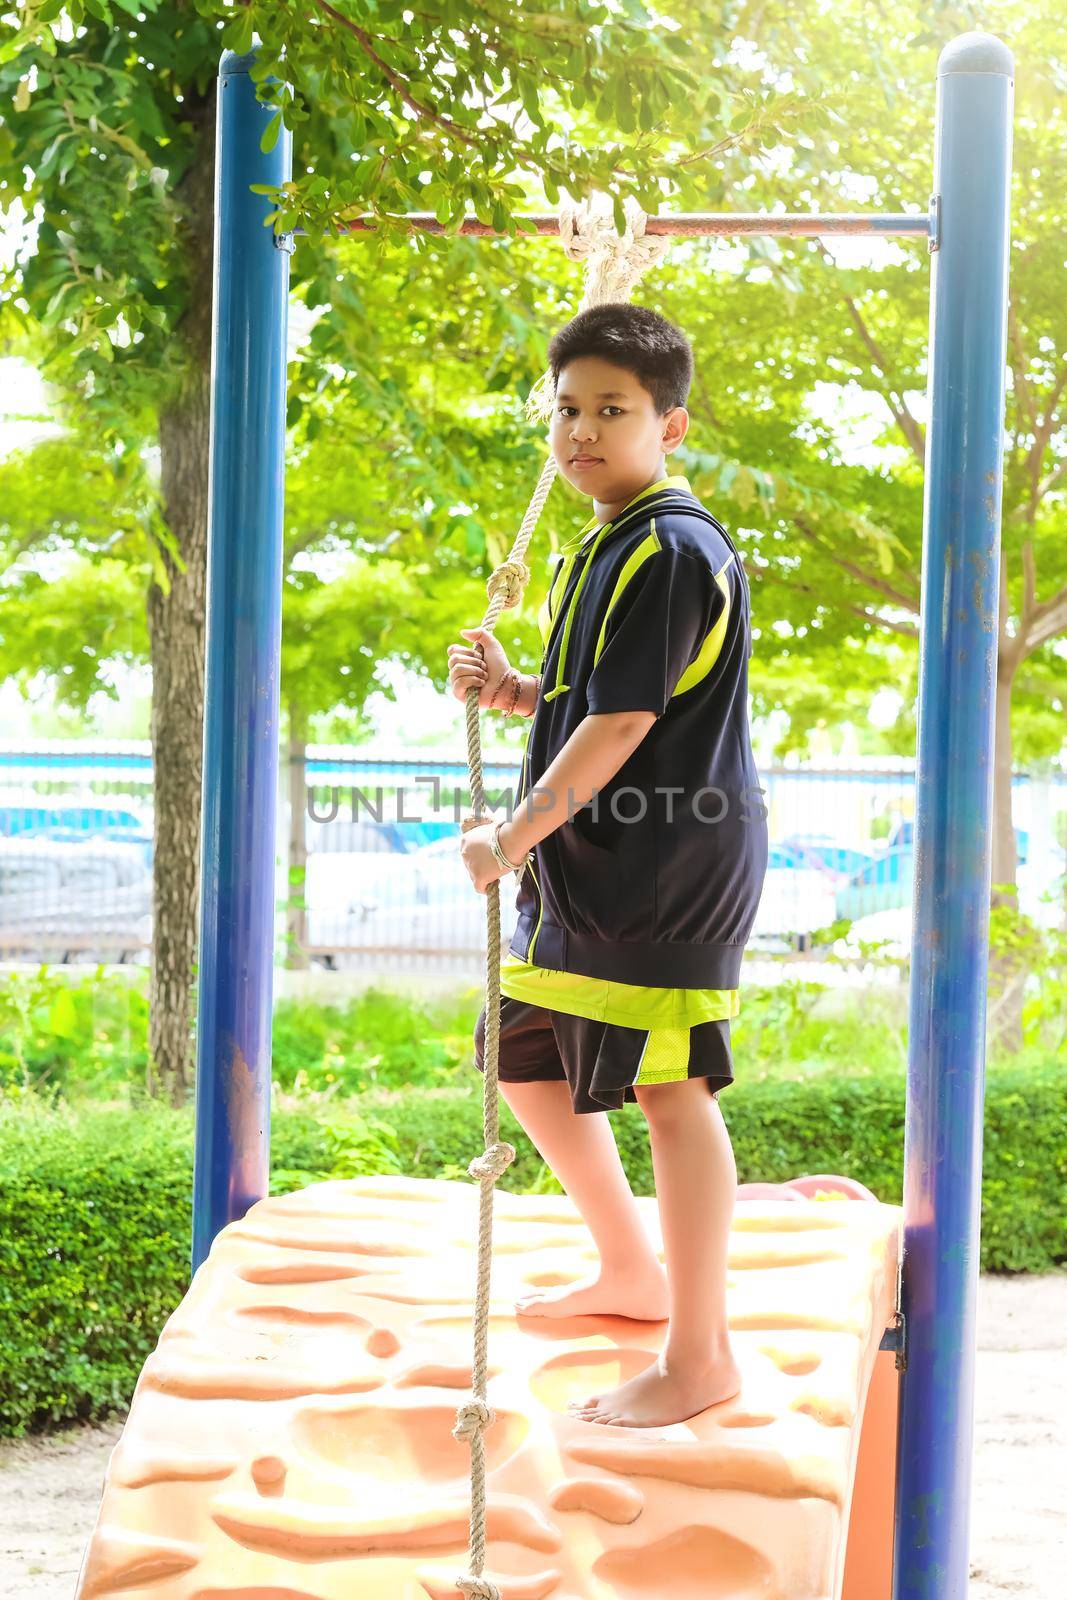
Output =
[
  {"x1": 879, "y1": 1311, "x2": 907, "y2": 1371},
  {"x1": 928, "y1": 192, "x2": 942, "y2": 253},
  {"x1": 273, "y1": 230, "x2": 296, "y2": 256}
]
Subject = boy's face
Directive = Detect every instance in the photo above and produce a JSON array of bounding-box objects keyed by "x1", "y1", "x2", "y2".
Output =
[{"x1": 549, "y1": 355, "x2": 688, "y2": 501}]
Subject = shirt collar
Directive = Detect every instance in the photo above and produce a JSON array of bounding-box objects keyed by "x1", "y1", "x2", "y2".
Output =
[{"x1": 566, "y1": 473, "x2": 694, "y2": 552}]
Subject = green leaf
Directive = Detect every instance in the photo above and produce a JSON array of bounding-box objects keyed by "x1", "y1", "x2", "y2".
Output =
[
  {"x1": 615, "y1": 78, "x2": 635, "y2": 134},
  {"x1": 261, "y1": 111, "x2": 283, "y2": 155},
  {"x1": 225, "y1": 9, "x2": 255, "y2": 57}
]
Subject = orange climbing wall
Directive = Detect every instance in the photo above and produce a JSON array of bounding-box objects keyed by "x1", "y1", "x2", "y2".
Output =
[{"x1": 76, "y1": 1176, "x2": 901, "y2": 1600}]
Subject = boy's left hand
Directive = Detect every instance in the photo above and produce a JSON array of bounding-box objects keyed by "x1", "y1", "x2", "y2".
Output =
[{"x1": 459, "y1": 810, "x2": 511, "y2": 894}]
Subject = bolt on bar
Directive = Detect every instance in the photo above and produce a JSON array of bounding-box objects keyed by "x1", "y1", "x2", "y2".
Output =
[{"x1": 310, "y1": 209, "x2": 933, "y2": 239}]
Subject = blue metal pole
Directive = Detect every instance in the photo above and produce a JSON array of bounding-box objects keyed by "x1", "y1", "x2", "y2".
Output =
[
  {"x1": 893, "y1": 32, "x2": 1013, "y2": 1600},
  {"x1": 192, "y1": 50, "x2": 291, "y2": 1272}
]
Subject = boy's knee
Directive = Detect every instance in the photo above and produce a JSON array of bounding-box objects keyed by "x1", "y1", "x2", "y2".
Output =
[{"x1": 634, "y1": 1078, "x2": 710, "y2": 1124}]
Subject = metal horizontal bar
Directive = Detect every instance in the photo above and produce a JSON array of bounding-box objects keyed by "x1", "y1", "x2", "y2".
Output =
[{"x1": 293, "y1": 209, "x2": 933, "y2": 241}]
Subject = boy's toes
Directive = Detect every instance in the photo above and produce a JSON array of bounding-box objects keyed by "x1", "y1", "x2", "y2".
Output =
[{"x1": 567, "y1": 1394, "x2": 600, "y2": 1413}]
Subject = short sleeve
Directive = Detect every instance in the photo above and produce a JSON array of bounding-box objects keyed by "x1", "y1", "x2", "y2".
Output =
[{"x1": 585, "y1": 548, "x2": 725, "y2": 717}]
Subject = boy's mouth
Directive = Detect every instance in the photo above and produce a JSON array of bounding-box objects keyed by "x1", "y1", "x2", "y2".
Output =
[{"x1": 571, "y1": 456, "x2": 603, "y2": 470}]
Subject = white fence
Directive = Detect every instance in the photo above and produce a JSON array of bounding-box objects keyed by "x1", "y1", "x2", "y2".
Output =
[{"x1": 1, "y1": 743, "x2": 1064, "y2": 974}]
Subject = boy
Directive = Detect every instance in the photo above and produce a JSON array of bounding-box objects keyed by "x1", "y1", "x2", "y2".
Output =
[{"x1": 448, "y1": 303, "x2": 768, "y2": 1429}]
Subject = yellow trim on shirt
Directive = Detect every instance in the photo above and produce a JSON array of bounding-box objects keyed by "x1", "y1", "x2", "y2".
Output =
[
  {"x1": 672, "y1": 557, "x2": 734, "y2": 698},
  {"x1": 592, "y1": 528, "x2": 661, "y2": 668},
  {"x1": 566, "y1": 472, "x2": 695, "y2": 553}
]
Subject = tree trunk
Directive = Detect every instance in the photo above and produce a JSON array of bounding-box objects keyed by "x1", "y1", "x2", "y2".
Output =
[
  {"x1": 145, "y1": 86, "x2": 216, "y2": 1105},
  {"x1": 286, "y1": 704, "x2": 310, "y2": 969},
  {"x1": 987, "y1": 661, "x2": 1025, "y2": 1053}
]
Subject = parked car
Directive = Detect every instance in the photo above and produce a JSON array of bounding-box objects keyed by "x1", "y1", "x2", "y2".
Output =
[
  {"x1": 303, "y1": 849, "x2": 427, "y2": 956},
  {"x1": 888, "y1": 818, "x2": 1030, "y2": 864},
  {"x1": 750, "y1": 846, "x2": 841, "y2": 951},
  {"x1": 0, "y1": 805, "x2": 64, "y2": 837},
  {"x1": 307, "y1": 816, "x2": 412, "y2": 854},
  {"x1": 306, "y1": 813, "x2": 461, "y2": 855},
  {"x1": 339, "y1": 837, "x2": 843, "y2": 961},
  {"x1": 778, "y1": 833, "x2": 873, "y2": 882},
  {"x1": 334, "y1": 885, "x2": 523, "y2": 963},
  {"x1": 835, "y1": 846, "x2": 914, "y2": 921},
  {"x1": 0, "y1": 839, "x2": 152, "y2": 962},
  {"x1": 0, "y1": 802, "x2": 153, "y2": 867},
  {"x1": 303, "y1": 828, "x2": 519, "y2": 964},
  {"x1": 835, "y1": 840, "x2": 1065, "y2": 947}
]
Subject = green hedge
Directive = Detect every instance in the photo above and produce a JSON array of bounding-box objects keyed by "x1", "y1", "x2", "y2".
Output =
[{"x1": 1, "y1": 1058, "x2": 1063, "y2": 1435}]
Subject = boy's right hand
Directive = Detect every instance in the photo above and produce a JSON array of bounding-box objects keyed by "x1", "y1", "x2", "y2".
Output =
[{"x1": 447, "y1": 626, "x2": 511, "y2": 709}]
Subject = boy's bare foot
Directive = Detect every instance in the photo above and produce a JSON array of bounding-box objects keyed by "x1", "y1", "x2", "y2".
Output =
[
  {"x1": 515, "y1": 1258, "x2": 669, "y2": 1321},
  {"x1": 566, "y1": 1348, "x2": 742, "y2": 1427}
]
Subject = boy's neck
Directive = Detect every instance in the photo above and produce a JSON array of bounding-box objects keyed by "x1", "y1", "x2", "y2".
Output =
[{"x1": 592, "y1": 460, "x2": 670, "y2": 526}]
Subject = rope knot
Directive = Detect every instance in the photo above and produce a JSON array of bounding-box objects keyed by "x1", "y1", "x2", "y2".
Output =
[
  {"x1": 454, "y1": 1574, "x2": 502, "y2": 1600},
  {"x1": 524, "y1": 196, "x2": 675, "y2": 426},
  {"x1": 467, "y1": 1141, "x2": 516, "y2": 1183},
  {"x1": 486, "y1": 558, "x2": 530, "y2": 610},
  {"x1": 452, "y1": 1395, "x2": 495, "y2": 1442}
]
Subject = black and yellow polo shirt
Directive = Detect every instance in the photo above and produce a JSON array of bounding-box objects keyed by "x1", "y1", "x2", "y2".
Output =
[{"x1": 501, "y1": 472, "x2": 768, "y2": 1007}]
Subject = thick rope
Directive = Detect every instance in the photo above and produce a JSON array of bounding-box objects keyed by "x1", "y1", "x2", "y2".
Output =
[{"x1": 453, "y1": 195, "x2": 673, "y2": 1600}]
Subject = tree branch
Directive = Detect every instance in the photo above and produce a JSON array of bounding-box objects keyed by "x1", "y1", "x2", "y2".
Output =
[
  {"x1": 673, "y1": 130, "x2": 747, "y2": 171},
  {"x1": 1030, "y1": 457, "x2": 1067, "y2": 507},
  {"x1": 815, "y1": 242, "x2": 926, "y2": 466},
  {"x1": 1020, "y1": 362, "x2": 1067, "y2": 519},
  {"x1": 1007, "y1": 301, "x2": 1036, "y2": 436},
  {"x1": 312, "y1": 0, "x2": 480, "y2": 149},
  {"x1": 749, "y1": 563, "x2": 918, "y2": 639},
  {"x1": 840, "y1": 603, "x2": 918, "y2": 638},
  {"x1": 1021, "y1": 539, "x2": 1036, "y2": 627},
  {"x1": 689, "y1": 371, "x2": 725, "y2": 431},
  {"x1": 1022, "y1": 583, "x2": 1067, "y2": 654},
  {"x1": 792, "y1": 513, "x2": 920, "y2": 612},
  {"x1": 997, "y1": 546, "x2": 1019, "y2": 667}
]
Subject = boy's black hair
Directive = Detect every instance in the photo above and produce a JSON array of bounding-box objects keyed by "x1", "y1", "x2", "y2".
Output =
[{"x1": 546, "y1": 302, "x2": 693, "y2": 416}]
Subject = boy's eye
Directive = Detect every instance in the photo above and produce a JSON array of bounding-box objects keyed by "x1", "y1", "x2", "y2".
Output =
[{"x1": 557, "y1": 406, "x2": 623, "y2": 416}]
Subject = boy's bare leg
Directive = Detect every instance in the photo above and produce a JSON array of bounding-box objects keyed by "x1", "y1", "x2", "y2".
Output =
[
  {"x1": 568, "y1": 1078, "x2": 742, "y2": 1427},
  {"x1": 499, "y1": 1080, "x2": 669, "y2": 1320}
]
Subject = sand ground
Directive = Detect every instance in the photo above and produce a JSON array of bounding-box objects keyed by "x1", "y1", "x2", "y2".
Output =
[{"x1": 1, "y1": 1272, "x2": 1063, "y2": 1598}]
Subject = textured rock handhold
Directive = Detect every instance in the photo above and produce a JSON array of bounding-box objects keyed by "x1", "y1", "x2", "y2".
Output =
[
  {"x1": 548, "y1": 1475, "x2": 645, "y2": 1523},
  {"x1": 78, "y1": 1529, "x2": 200, "y2": 1598},
  {"x1": 76, "y1": 1176, "x2": 900, "y2": 1599}
]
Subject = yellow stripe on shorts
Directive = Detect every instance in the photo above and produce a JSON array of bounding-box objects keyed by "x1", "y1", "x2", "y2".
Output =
[{"x1": 633, "y1": 1025, "x2": 692, "y2": 1085}]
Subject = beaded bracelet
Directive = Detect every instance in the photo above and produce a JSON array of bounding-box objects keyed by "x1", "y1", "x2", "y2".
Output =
[{"x1": 490, "y1": 667, "x2": 522, "y2": 717}]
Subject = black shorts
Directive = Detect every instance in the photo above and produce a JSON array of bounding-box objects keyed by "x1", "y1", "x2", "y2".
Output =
[{"x1": 473, "y1": 995, "x2": 734, "y2": 1116}]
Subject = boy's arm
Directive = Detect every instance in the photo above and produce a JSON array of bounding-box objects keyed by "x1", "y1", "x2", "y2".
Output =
[
  {"x1": 498, "y1": 545, "x2": 723, "y2": 857},
  {"x1": 499, "y1": 711, "x2": 656, "y2": 859}
]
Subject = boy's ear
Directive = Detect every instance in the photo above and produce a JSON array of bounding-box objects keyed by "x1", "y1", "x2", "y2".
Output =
[{"x1": 663, "y1": 405, "x2": 689, "y2": 451}]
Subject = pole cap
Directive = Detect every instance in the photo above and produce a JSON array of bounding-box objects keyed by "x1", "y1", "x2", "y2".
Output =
[
  {"x1": 220, "y1": 48, "x2": 259, "y2": 77},
  {"x1": 938, "y1": 32, "x2": 1014, "y2": 77}
]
